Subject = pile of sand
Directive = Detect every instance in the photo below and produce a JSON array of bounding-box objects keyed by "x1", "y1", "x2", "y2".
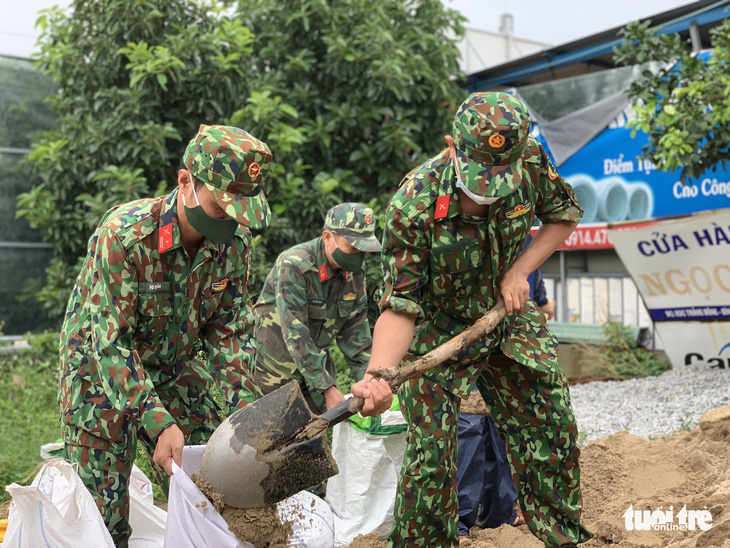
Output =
[{"x1": 348, "y1": 403, "x2": 730, "y2": 548}]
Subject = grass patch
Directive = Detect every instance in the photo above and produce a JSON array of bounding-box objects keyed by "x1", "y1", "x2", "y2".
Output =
[{"x1": 0, "y1": 332, "x2": 62, "y2": 504}]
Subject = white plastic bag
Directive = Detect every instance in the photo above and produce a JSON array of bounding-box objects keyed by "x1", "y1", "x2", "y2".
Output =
[
  {"x1": 326, "y1": 420, "x2": 407, "y2": 547},
  {"x1": 3, "y1": 459, "x2": 115, "y2": 548},
  {"x1": 165, "y1": 445, "x2": 334, "y2": 548},
  {"x1": 280, "y1": 490, "x2": 334, "y2": 548},
  {"x1": 164, "y1": 460, "x2": 252, "y2": 548},
  {"x1": 129, "y1": 464, "x2": 167, "y2": 547}
]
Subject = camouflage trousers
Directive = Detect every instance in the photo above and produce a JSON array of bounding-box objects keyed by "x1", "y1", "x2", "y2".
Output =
[
  {"x1": 389, "y1": 349, "x2": 594, "y2": 547},
  {"x1": 60, "y1": 368, "x2": 233, "y2": 547}
]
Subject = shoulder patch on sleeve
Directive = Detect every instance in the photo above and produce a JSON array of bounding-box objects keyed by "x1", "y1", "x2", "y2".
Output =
[{"x1": 547, "y1": 160, "x2": 560, "y2": 181}]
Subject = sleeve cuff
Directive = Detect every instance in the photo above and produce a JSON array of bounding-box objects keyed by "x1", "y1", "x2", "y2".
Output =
[
  {"x1": 310, "y1": 375, "x2": 337, "y2": 393},
  {"x1": 381, "y1": 294, "x2": 424, "y2": 319},
  {"x1": 141, "y1": 406, "x2": 176, "y2": 442},
  {"x1": 537, "y1": 205, "x2": 583, "y2": 225}
]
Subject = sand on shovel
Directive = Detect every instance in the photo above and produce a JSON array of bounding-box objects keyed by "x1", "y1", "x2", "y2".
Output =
[{"x1": 193, "y1": 472, "x2": 293, "y2": 548}]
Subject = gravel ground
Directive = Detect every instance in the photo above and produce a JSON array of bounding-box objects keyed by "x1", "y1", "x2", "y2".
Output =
[{"x1": 569, "y1": 365, "x2": 730, "y2": 442}]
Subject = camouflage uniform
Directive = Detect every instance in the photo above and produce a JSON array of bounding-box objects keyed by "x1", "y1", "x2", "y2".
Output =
[
  {"x1": 254, "y1": 203, "x2": 380, "y2": 414},
  {"x1": 59, "y1": 125, "x2": 272, "y2": 547},
  {"x1": 382, "y1": 94, "x2": 593, "y2": 547}
]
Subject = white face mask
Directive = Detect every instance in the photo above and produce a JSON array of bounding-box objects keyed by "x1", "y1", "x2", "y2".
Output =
[{"x1": 455, "y1": 173, "x2": 501, "y2": 205}]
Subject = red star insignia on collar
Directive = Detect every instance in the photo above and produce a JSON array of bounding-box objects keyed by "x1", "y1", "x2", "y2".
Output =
[
  {"x1": 435, "y1": 195, "x2": 450, "y2": 220},
  {"x1": 319, "y1": 263, "x2": 329, "y2": 282},
  {"x1": 159, "y1": 223, "x2": 173, "y2": 252}
]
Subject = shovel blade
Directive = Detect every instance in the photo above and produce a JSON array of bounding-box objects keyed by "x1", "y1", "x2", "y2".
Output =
[{"x1": 199, "y1": 382, "x2": 339, "y2": 508}]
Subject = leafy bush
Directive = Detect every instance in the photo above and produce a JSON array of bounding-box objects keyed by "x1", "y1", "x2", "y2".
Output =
[{"x1": 594, "y1": 322, "x2": 670, "y2": 380}]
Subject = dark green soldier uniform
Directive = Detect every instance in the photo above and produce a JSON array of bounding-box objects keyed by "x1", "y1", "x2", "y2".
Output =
[
  {"x1": 59, "y1": 125, "x2": 272, "y2": 546},
  {"x1": 254, "y1": 203, "x2": 381, "y2": 414},
  {"x1": 380, "y1": 93, "x2": 594, "y2": 546}
]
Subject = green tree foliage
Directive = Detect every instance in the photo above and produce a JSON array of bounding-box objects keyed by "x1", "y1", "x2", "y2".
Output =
[
  {"x1": 614, "y1": 19, "x2": 730, "y2": 183},
  {"x1": 19, "y1": 0, "x2": 464, "y2": 321},
  {"x1": 231, "y1": 0, "x2": 465, "y2": 287}
]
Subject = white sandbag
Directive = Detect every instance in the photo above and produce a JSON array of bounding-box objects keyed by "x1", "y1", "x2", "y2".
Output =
[
  {"x1": 129, "y1": 464, "x2": 167, "y2": 548},
  {"x1": 166, "y1": 445, "x2": 335, "y2": 548},
  {"x1": 3, "y1": 459, "x2": 115, "y2": 548},
  {"x1": 164, "y1": 460, "x2": 252, "y2": 548},
  {"x1": 327, "y1": 421, "x2": 407, "y2": 547},
  {"x1": 280, "y1": 490, "x2": 334, "y2": 548}
]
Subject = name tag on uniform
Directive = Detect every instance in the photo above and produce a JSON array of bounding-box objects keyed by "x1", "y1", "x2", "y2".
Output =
[{"x1": 139, "y1": 281, "x2": 170, "y2": 293}]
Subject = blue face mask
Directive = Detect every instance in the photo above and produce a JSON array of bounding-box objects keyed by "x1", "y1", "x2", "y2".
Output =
[{"x1": 182, "y1": 183, "x2": 238, "y2": 244}]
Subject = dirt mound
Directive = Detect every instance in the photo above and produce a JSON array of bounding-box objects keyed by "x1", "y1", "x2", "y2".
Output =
[
  {"x1": 577, "y1": 403, "x2": 730, "y2": 548},
  {"x1": 348, "y1": 532, "x2": 386, "y2": 547},
  {"x1": 348, "y1": 403, "x2": 730, "y2": 548}
]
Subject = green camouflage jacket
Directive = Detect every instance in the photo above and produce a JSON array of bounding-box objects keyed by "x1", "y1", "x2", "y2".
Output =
[
  {"x1": 380, "y1": 139, "x2": 582, "y2": 369},
  {"x1": 59, "y1": 189, "x2": 257, "y2": 443},
  {"x1": 254, "y1": 237, "x2": 371, "y2": 400}
]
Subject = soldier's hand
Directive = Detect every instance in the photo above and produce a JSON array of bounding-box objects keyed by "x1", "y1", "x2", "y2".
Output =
[
  {"x1": 154, "y1": 423, "x2": 185, "y2": 476},
  {"x1": 499, "y1": 268, "x2": 530, "y2": 315},
  {"x1": 323, "y1": 386, "x2": 346, "y2": 410},
  {"x1": 351, "y1": 374, "x2": 392, "y2": 417},
  {"x1": 540, "y1": 299, "x2": 555, "y2": 320}
]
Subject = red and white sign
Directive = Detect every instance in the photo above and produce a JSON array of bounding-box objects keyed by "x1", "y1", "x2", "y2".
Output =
[
  {"x1": 531, "y1": 223, "x2": 612, "y2": 250},
  {"x1": 608, "y1": 208, "x2": 730, "y2": 369},
  {"x1": 530, "y1": 220, "x2": 663, "y2": 251}
]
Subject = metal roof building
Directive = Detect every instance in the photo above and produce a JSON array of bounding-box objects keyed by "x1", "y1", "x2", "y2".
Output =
[{"x1": 463, "y1": 0, "x2": 730, "y2": 91}]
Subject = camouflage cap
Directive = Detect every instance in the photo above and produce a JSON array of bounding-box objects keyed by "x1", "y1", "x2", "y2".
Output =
[
  {"x1": 452, "y1": 92, "x2": 531, "y2": 198},
  {"x1": 183, "y1": 124, "x2": 272, "y2": 229},
  {"x1": 324, "y1": 203, "x2": 381, "y2": 252}
]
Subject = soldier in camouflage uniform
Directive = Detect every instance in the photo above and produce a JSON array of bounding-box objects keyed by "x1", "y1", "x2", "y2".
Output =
[
  {"x1": 59, "y1": 125, "x2": 271, "y2": 547},
  {"x1": 351, "y1": 92, "x2": 594, "y2": 547},
  {"x1": 254, "y1": 203, "x2": 381, "y2": 414}
]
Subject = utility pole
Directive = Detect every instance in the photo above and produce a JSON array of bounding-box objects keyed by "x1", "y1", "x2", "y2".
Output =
[{"x1": 499, "y1": 13, "x2": 515, "y2": 60}]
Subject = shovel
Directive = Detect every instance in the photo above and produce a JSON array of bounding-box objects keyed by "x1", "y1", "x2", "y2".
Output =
[{"x1": 198, "y1": 300, "x2": 507, "y2": 509}]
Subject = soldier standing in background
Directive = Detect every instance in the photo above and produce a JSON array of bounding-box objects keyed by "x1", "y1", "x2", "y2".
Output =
[
  {"x1": 351, "y1": 92, "x2": 594, "y2": 547},
  {"x1": 59, "y1": 125, "x2": 271, "y2": 546},
  {"x1": 254, "y1": 203, "x2": 382, "y2": 414}
]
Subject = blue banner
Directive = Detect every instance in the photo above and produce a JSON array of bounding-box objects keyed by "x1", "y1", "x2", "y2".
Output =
[
  {"x1": 534, "y1": 113, "x2": 730, "y2": 223},
  {"x1": 649, "y1": 304, "x2": 730, "y2": 322}
]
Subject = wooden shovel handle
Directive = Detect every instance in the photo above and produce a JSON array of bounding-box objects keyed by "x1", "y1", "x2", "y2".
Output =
[
  {"x1": 369, "y1": 299, "x2": 507, "y2": 389},
  {"x1": 296, "y1": 300, "x2": 507, "y2": 440}
]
